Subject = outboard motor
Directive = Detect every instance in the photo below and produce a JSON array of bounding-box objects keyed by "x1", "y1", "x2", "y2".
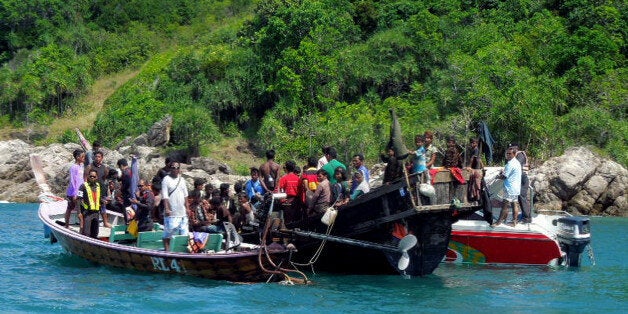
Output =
[{"x1": 553, "y1": 216, "x2": 591, "y2": 267}]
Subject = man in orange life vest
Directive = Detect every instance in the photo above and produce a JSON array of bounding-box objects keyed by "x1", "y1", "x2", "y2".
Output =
[{"x1": 78, "y1": 169, "x2": 105, "y2": 238}]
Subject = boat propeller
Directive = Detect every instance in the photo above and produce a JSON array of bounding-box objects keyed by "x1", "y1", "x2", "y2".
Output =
[{"x1": 397, "y1": 234, "x2": 417, "y2": 271}]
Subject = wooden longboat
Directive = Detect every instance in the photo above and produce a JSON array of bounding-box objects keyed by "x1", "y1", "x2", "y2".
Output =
[
  {"x1": 276, "y1": 168, "x2": 485, "y2": 277},
  {"x1": 38, "y1": 199, "x2": 299, "y2": 283},
  {"x1": 266, "y1": 110, "x2": 486, "y2": 277}
]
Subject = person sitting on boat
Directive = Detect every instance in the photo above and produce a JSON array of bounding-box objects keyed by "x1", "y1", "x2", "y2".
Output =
[
  {"x1": 350, "y1": 171, "x2": 370, "y2": 200},
  {"x1": 350, "y1": 153, "x2": 371, "y2": 194},
  {"x1": 234, "y1": 191, "x2": 256, "y2": 230},
  {"x1": 493, "y1": 147, "x2": 522, "y2": 227},
  {"x1": 78, "y1": 169, "x2": 105, "y2": 238},
  {"x1": 65, "y1": 149, "x2": 85, "y2": 229},
  {"x1": 161, "y1": 162, "x2": 191, "y2": 251},
  {"x1": 190, "y1": 198, "x2": 220, "y2": 234},
  {"x1": 244, "y1": 167, "x2": 265, "y2": 206},
  {"x1": 130, "y1": 179, "x2": 155, "y2": 232},
  {"x1": 209, "y1": 196, "x2": 233, "y2": 229},
  {"x1": 331, "y1": 167, "x2": 350, "y2": 207},
  {"x1": 308, "y1": 169, "x2": 331, "y2": 217}
]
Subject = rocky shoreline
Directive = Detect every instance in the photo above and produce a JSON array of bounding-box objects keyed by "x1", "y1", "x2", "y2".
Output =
[{"x1": 1, "y1": 138, "x2": 625, "y2": 216}]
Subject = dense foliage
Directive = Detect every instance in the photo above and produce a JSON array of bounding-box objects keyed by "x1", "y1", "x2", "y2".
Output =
[{"x1": 1, "y1": 0, "x2": 626, "y2": 166}]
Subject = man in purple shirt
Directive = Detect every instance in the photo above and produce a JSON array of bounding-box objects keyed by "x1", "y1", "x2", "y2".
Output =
[{"x1": 65, "y1": 149, "x2": 85, "y2": 229}]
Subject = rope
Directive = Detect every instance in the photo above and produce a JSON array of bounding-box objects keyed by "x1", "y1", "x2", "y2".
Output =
[
  {"x1": 258, "y1": 216, "x2": 309, "y2": 284},
  {"x1": 289, "y1": 201, "x2": 339, "y2": 270}
]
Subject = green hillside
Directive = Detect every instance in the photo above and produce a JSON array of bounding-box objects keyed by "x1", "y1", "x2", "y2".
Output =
[{"x1": 0, "y1": 0, "x2": 626, "y2": 166}]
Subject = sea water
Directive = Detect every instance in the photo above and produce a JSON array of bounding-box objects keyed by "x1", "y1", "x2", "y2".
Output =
[{"x1": 1, "y1": 203, "x2": 626, "y2": 313}]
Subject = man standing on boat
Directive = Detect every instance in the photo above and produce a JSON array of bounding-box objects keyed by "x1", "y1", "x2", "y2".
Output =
[
  {"x1": 161, "y1": 162, "x2": 190, "y2": 251},
  {"x1": 509, "y1": 143, "x2": 531, "y2": 223},
  {"x1": 321, "y1": 147, "x2": 346, "y2": 185},
  {"x1": 259, "y1": 149, "x2": 281, "y2": 193},
  {"x1": 493, "y1": 147, "x2": 522, "y2": 227},
  {"x1": 78, "y1": 169, "x2": 105, "y2": 238}
]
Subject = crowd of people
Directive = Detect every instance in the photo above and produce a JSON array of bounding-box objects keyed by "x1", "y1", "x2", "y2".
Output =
[{"x1": 65, "y1": 130, "x2": 532, "y2": 248}]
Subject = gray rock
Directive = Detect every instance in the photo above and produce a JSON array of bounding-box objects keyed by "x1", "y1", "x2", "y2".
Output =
[{"x1": 530, "y1": 146, "x2": 628, "y2": 216}]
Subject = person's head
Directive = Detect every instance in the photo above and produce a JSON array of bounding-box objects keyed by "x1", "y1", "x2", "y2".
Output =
[
  {"x1": 424, "y1": 131, "x2": 434, "y2": 145},
  {"x1": 151, "y1": 176, "x2": 161, "y2": 191},
  {"x1": 220, "y1": 183, "x2": 230, "y2": 196},
  {"x1": 108, "y1": 180, "x2": 116, "y2": 190},
  {"x1": 447, "y1": 136, "x2": 456, "y2": 148},
  {"x1": 87, "y1": 170, "x2": 98, "y2": 184},
  {"x1": 250, "y1": 167, "x2": 260, "y2": 180},
  {"x1": 189, "y1": 189, "x2": 201, "y2": 204},
  {"x1": 284, "y1": 160, "x2": 296, "y2": 173},
  {"x1": 317, "y1": 169, "x2": 329, "y2": 181},
  {"x1": 117, "y1": 158, "x2": 128, "y2": 168},
  {"x1": 138, "y1": 179, "x2": 149, "y2": 192},
  {"x1": 321, "y1": 146, "x2": 330, "y2": 156},
  {"x1": 237, "y1": 191, "x2": 248, "y2": 203},
  {"x1": 169, "y1": 162, "x2": 181, "y2": 177},
  {"x1": 326, "y1": 147, "x2": 338, "y2": 160},
  {"x1": 415, "y1": 135, "x2": 425, "y2": 147},
  {"x1": 353, "y1": 171, "x2": 364, "y2": 183},
  {"x1": 204, "y1": 183, "x2": 214, "y2": 195},
  {"x1": 470, "y1": 138, "x2": 479, "y2": 148},
  {"x1": 210, "y1": 197, "x2": 222, "y2": 208},
  {"x1": 508, "y1": 142, "x2": 520, "y2": 151},
  {"x1": 388, "y1": 148, "x2": 396, "y2": 157},
  {"x1": 93, "y1": 151, "x2": 104, "y2": 165},
  {"x1": 92, "y1": 141, "x2": 101, "y2": 150},
  {"x1": 506, "y1": 147, "x2": 517, "y2": 161},
  {"x1": 334, "y1": 167, "x2": 347, "y2": 182},
  {"x1": 194, "y1": 178, "x2": 206, "y2": 190},
  {"x1": 352, "y1": 154, "x2": 365, "y2": 169},
  {"x1": 307, "y1": 156, "x2": 318, "y2": 168},
  {"x1": 108, "y1": 168, "x2": 119, "y2": 180},
  {"x1": 266, "y1": 149, "x2": 276, "y2": 160},
  {"x1": 234, "y1": 181, "x2": 243, "y2": 193},
  {"x1": 73, "y1": 149, "x2": 85, "y2": 163}
]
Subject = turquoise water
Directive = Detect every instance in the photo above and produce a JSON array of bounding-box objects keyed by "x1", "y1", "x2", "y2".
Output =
[{"x1": 1, "y1": 203, "x2": 626, "y2": 313}]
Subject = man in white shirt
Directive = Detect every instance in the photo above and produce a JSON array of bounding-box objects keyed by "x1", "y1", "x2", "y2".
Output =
[
  {"x1": 161, "y1": 162, "x2": 190, "y2": 251},
  {"x1": 493, "y1": 148, "x2": 522, "y2": 227}
]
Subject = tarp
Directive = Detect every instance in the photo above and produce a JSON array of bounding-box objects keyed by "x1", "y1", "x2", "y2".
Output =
[
  {"x1": 387, "y1": 109, "x2": 409, "y2": 157},
  {"x1": 475, "y1": 121, "x2": 496, "y2": 164},
  {"x1": 130, "y1": 155, "x2": 139, "y2": 210}
]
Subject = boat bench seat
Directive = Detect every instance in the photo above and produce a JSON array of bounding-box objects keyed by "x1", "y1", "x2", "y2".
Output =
[
  {"x1": 109, "y1": 224, "x2": 136, "y2": 243},
  {"x1": 170, "y1": 235, "x2": 191, "y2": 253},
  {"x1": 137, "y1": 231, "x2": 164, "y2": 250}
]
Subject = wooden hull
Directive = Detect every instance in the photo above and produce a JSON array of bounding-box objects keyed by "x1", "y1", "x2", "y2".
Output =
[
  {"x1": 283, "y1": 173, "x2": 479, "y2": 277},
  {"x1": 39, "y1": 201, "x2": 288, "y2": 283}
]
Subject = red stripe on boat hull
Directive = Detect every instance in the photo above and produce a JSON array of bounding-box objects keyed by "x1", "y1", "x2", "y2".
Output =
[{"x1": 447, "y1": 230, "x2": 563, "y2": 265}]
